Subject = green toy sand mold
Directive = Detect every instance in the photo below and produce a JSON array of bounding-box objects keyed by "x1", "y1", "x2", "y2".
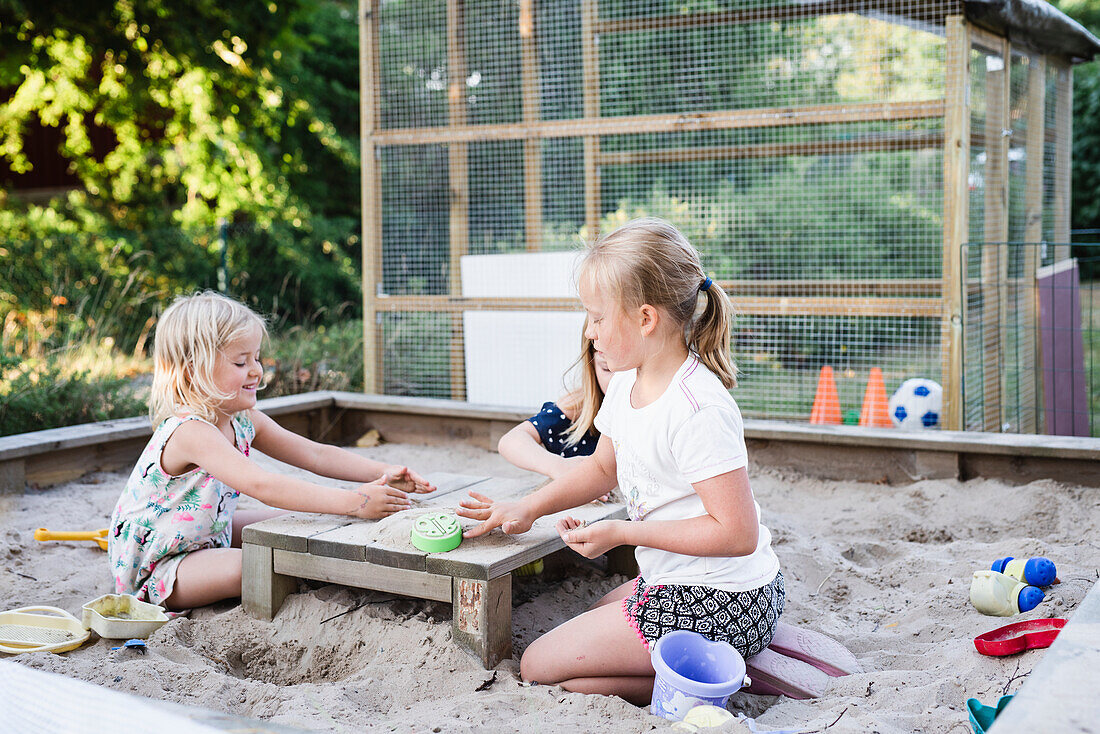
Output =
[{"x1": 410, "y1": 512, "x2": 463, "y2": 553}]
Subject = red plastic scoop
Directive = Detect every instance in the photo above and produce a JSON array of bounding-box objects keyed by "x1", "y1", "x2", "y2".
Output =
[{"x1": 974, "y1": 618, "x2": 1066, "y2": 656}]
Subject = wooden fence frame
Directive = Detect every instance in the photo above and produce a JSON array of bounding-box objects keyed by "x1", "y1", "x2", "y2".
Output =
[
  {"x1": 358, "y1": 1, "x2": 1074, "y2": 430},
  {"x1": 4, "y1": 392, "x2": 1100, "y2": 493}
]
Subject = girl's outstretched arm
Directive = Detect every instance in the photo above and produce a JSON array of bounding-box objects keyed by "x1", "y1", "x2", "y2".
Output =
[
  {"x1": 558, "y1": 467, "x2": 759, "y2": 559},
  {"x1": 458, "y1": 434, "x2": 617, "y2": 538},
  {"x1": 249, "y1": 410, "x2": 434, "y2": 494},
  {"x1": 164, "y1": 418, "x2": 412, "y2": 518},
  {"x1": 497, "y1": 421, "x2": 583, "y2": 479}
]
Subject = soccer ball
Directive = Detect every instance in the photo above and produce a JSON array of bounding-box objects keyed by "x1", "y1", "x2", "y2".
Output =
[{"x1": 888, "y1": 378, "x2": 942, "y2": 430}]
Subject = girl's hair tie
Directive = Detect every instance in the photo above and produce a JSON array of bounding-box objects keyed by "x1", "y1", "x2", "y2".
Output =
[{"x1": 699, "y1": 276, "x2": 712, "y2": 292}]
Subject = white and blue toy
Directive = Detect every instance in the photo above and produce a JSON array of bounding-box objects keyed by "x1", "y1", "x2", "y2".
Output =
[{"x1": 888, "y1": 378, "x2": 942, "y2": 430}]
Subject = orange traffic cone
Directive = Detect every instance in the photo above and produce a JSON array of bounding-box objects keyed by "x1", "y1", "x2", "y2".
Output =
[
  {"x1": 810, "y1": 366, "x2": 842, "y2": 425},
  {"x1": 859, "y1": 367, "x2": 893, "y2": 428}
]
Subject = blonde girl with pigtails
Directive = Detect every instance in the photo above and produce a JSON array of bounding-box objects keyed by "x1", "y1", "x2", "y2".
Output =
[
  {"x1": 458, "y1": 217, "x2": 783, "y2": 704},
  {"x1": 109, "y1": 291, "x2": 435, "y2": 611}
]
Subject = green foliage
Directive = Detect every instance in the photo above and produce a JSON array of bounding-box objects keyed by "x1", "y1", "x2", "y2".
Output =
[
  {"x1": 1046, "y1": 0, "x2": 1100, "y2": 274},
  {"x1": 1071, "y1": 63, "x2": 1100, "y2": 225},
  {"x1": 0, "y1": 356, "x2": 146, "y2": 437},
  {"x1": 262, "y1": 318, "x2": 364, "y2": 396},
  {"x1": 0, "y1": 0, "x2": 362, "y2": 327}
]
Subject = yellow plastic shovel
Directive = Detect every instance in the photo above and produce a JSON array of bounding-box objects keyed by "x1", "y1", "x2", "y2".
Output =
[{"x1": 34, "y1": 528, "x2": 109, "y2": 551}]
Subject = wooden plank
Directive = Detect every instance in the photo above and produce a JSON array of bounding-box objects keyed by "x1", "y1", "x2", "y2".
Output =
[
  {"x1": 378, "y1": 279, "x2": 941, "y2": 301},
  {"x1": 449, "y1": 313, "x2": 467, "y2": 402},
  {"x1": 242, "y1": 543, "x2": 298, "y2": 620},
  {"x1": 447, "y1": 0, "x2": 469, "y2": 297},
  {"x1": 0, "y1": 459, "x2": 25, "y2": 495},
  {"x1": 375, "y1": 293, "x2": 942, "y2": 318},
  {"x1": 582, "y1": 0, "x2": 600, "y2": 238},
  {"x1": 330, "y1": 392, "x2": 529, "y2": 421},
  {"x1": 733, "y1": 296, "x2": 940, "y2": 318},
  {"x1": 272, "y1": 473, "x2": 489, "y2": 562},
  {"x1": 426, "y1": 495, "x2": 626, "y2": 580},
  {"x1": 452, "y1": 575, "x2": 512, "y2": 668},
  {"x1": 727, "y1": 279, "x2": 941, "y2": 296},
  {"x1": 747, "y1": 439, "x2": 960, "y2": 484},
  {"x1": 273, "y1": 549, "x2": 452, "y2": 602},
  {"x1": 373, "y1": 100, "x2": 947, "y2": 147},
  {"x1": 960, "y1": 453, "x2": 1100, "y2": 487},
  {"x1": 447, "y1": 0, "x2": 469, "y2": 402},
  {"x1": 968, "y1": 23, "x2": 1004, "y2": 53},
  {"x1": 308, "y1": 520, "x2": 379, "y2": 562},
  {"x1": 520, "y1": 0, "x2": 542, "y2": 251},
  {"x1": 363, "y1": 536, "x2": 430, "y2": 572},
  {"x1": 596, "y1": 133, "x2": 944, "y2": 165},
  {"x1": 742, "y1": 417, "x2": 1100, "y2": 459},
  {"x1": 1053, "y1": 61, "x2": 1072, "y2": 256},
  {"x1": 22, "y1": 437, "x2": 147, "y2": 488},
  {"x1": 941, "y1": 15, "x2": 970, "y2": 431},
  {"x1": 360, "y1": 0, "x2": 383, "y2": 393},
  {"x1": 980, "y1": 37, "x2": 1010, "y2": 431},
  {"x1": 1022, "y1": 54, "x2": 1046, "y2": 433},
  {"x1": 1023, "y1": 55, "x2": 1047, "y2": 245},
  {"x1": 241, "y1": 512, "x2": 352, "y2": 552},
  {"x1": 0, "y1": 416, "x2": 151, "y2": 461},
  {"x1": 356, "y1": 411, "x2": 500, "y2": 450},
  {"x1": 421, "y1": 472, "x2": 493, "y2": 498},
  {"x1": 594, "y1": 0, "x2": 946, "y2": 33}
]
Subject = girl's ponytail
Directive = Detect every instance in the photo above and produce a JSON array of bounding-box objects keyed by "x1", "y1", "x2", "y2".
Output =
[{"x1": 690, "y1": 280, "x2": 738, "y2": 389}]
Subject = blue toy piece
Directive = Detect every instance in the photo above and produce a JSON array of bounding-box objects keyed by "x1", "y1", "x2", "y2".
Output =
[
  {"x1": 967, "y1": 695, "x2": 1013, "y2": 734},
  {"x1": 991, "y1": 557, "x2": 1057, "y2": 587},
  {"x1": 110, "y1": 638, "x2": 147, "y2": 654},
  {"x1": 1016, "y1": 585, "x2": 1045, "y2": 613}
]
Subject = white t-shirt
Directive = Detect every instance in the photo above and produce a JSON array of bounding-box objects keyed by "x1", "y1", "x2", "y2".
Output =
[{"x1": 594, "y1": 355, "x2": 780, "y2": 591}]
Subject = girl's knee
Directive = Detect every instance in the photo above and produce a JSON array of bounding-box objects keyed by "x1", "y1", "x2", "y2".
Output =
[{"x1": 519, "y1": 639, "x2": 555, "y2": 684}]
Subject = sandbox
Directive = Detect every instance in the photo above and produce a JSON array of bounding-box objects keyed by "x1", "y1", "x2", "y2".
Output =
[{"x1": 1, "y1": 392, "x2": 1097, "y2": 733}]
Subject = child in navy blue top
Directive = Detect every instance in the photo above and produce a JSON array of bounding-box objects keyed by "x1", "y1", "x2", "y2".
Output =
[{"x1": 498, "y1": 333, "x2": 613, "y2": 480}]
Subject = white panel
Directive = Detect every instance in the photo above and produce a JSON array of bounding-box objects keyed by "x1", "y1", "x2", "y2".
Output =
[
  {"x1": 460, "y1": 250, "x2": 582, "y2": 297},
  {"x1": 463, "y1": 310, "x2": 586, "y2": 408},
  {"x1": 460, "y1": 251, "x2": 586, "y2": 409}
]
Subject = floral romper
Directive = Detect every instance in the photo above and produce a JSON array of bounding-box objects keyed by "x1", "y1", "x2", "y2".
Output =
[{"x1": 108, "y1": 413, "x2": 253, "y2": 605}]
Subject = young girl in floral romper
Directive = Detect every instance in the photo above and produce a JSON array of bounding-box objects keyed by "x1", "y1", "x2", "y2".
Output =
[{"x1": 109, "y1": 292, "x2": 434, "y2": 610}]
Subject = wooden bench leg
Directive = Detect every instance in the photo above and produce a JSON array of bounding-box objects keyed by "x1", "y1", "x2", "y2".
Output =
[
  {"x1": 242, "y1": 543, "x2": 296, "y2": 620},
  {"x1": 452, "y1": 575, "x2": 512, "y2": 668}
]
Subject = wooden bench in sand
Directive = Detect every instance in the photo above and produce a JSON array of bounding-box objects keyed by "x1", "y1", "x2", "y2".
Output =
[{"x1": 241, "y1": 472, "x2": 627, "y2": 668}]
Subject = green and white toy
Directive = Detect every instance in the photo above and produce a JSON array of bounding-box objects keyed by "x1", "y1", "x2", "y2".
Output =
[{"x1": 410, "y1": 512, "x2": 463, "y2": 553}]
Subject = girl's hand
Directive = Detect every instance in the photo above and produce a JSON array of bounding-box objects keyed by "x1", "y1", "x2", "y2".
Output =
[
  {"x1": 556, "y1": 517, "x2": 623, "y2": 559},
  {"x1": 349, "y1": 475, "x2": 413, "y2": 519},
  {"x1": 456, "y1": 491, "x2": 536, "y2": 538},
  {"x1": 382, "y1": 465, "x2": 436, "y2": 494}
]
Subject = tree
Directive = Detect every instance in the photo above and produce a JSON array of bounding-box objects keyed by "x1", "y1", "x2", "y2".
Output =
[
  {"x1": 1050, "y1": 0, "x2": 1100, "y2": 268},
  {"x1": 0, "y1": 0, "x2": 361, "y2": 337}
]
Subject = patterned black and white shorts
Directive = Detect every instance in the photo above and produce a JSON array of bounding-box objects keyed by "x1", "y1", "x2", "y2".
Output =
[{"x1": 622, "y1": 571, "x2": 785, "y2": 659}]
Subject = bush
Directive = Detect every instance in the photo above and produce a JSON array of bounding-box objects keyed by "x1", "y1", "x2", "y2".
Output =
[
  {"x1": 261, "y1": 318, "x2": 364, "y2": 397},
  {"x1": 0, "y1": 356, "x2": 147, "y2": 437}
]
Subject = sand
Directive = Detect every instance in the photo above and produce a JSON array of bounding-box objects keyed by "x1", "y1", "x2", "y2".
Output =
[{"x1": 1, "y1": 439, "x2": 1098, "y2": 733}]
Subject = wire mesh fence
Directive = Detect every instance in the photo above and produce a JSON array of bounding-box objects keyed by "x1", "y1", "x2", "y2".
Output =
[{"x1": 365, "y1": 0, "x2": 970, "y2": 419}]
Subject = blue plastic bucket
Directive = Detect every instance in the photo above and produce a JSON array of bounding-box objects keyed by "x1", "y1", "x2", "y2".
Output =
[{"x1": 650, "y1": 630, "x2": 748, "y2": 721}]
